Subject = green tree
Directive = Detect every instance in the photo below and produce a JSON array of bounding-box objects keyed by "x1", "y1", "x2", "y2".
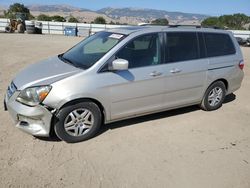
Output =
[
  {"x1": 151, "y1": 18, "x2": 169, "y2": 26},
  {"x1": 50, "y1": 15, "x2": 66, "y2": 22},
  {"x1": 4, "y1": 3, "x2": 33, "y2": 20},
  {"x1": 28, "y1": 14, "x2": 35, "y2": 20},
  {"x1": 229, "y1": 14, "x2": 249, "y2": 29},
  {"x1": 68, "y1": 16, "x2": 79, "y2": 23},
  {"x1": 202, "y1": 14, "x2": 250, "y2": 30},
  {"x1": 109, "y1": 21, "x2": 125, "y2": 25},
  {"x1": 37, "y1": 14, "x2": 52, "y2": 21},
  {"x1": 201, "y1": 17, "x2": 221, "y2": 27},
  {"x1": 94, "y1": 16, "x2": 106, "y2": 24},
  {"x1": 109, "y1": 21, "x2": 115, "y2": 25}
]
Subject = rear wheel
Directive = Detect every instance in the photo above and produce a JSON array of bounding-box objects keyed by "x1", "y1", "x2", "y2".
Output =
[
  {"x1": 200, "y1": 81, "x2": 226, "y2": 111},
  {"x1": 54, "y1": 101, "x2": 102, "y2": 143},
  {"x1": 17, "y1": 24, "x2": 25, "y2": 33}
]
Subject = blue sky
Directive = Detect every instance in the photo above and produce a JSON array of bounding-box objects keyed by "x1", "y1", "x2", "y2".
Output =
[{"x1": 0, "y1": 0, "x2": 250, "y2": 16}]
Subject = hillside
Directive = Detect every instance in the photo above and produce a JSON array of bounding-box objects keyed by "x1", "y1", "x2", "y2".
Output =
[
  {"x1": 1, "y1": 4, "x2": 209, "y2": 24},
  {"x1": 98, "y1": 7, "x2": 208, "y2": 24},
  {"x1": 28, "y1": 4, "x2": 90, "y2": 12},
  {"x1": 30, "y1": 10, "x2": 113, "y2": 24}
]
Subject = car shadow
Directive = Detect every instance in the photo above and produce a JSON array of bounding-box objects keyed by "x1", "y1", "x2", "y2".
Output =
[
  {"x1": 223, "y1": 93, "x2": 236, "y2": 104},
  {"x1": 97, "y1": 93, "x2": 236, "y2": 136},
  {"x1": 34, "y1": 135, "x2": 61, "y2": 142},
  {"x1": 35, "y1": 93, "x2": 236, "y2": 142},
  {"x1": 97, "y1": 105, "x2": 200, "y2": 136}
]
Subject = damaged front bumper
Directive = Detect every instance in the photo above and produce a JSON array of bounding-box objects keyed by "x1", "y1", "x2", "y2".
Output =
[{"x1": 4, "y1": 92, "x2": 53, "y2": 137}]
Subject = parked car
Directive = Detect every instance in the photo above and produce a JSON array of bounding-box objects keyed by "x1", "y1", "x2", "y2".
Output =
[
  {"x1": 4, "y1": 26, "x2": 244, "y2": 143},
  {"x1": 235, "y1": 37, "x2": 246, "y2": 46},
  {"x1": 246, "y1": 37, "x2": 250, "y2": 47}
]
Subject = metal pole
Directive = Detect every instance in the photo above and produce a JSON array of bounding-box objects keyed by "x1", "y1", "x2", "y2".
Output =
[
  {"x1": 48, "y1": 21, "x2": 50, "y2": 34},
  {"x1": 62, "y1": 22, "x2": 64, "y2": 35}
]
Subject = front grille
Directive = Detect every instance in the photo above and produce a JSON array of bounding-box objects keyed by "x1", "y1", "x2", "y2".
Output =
[{"x1": 7, "y1": 81, "x2": 17, "y2": 98}]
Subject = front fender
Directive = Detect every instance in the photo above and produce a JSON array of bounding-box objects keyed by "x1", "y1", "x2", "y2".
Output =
[{"x1": 44, "y1": 91, "x2": 111, "y2": 123}]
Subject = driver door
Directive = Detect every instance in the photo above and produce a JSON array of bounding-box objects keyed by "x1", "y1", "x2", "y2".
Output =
[{"x1": 108, "y1": 33, "x2": 166, "y2": 120}]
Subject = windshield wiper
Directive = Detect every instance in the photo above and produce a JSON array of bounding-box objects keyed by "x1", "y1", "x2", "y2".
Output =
[
  {"x1": 58, "y1": 54, "x2": 76, "y2": 66},
  {"x1": 58, "y1": 54, "x2": 88, "y2": 70}
]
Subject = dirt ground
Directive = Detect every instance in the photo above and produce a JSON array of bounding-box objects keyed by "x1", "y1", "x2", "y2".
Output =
[{"x1": 0, "y1": 34, "x2": 249, "y2": 188}]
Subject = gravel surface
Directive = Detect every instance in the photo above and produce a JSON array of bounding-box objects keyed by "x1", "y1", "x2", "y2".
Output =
[{"x1": 0, "y1": 34, "x2": 250, "y2": 188}]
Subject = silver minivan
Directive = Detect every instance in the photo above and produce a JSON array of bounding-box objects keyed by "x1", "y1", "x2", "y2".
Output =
[{"x1": 4, "y1": 26, "x2": 244, "y2": 143}]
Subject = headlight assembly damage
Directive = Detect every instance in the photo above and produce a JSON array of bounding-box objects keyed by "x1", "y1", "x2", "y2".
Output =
[{"x1": 16, "y1": 86, "x2": 52, "y2": 106}]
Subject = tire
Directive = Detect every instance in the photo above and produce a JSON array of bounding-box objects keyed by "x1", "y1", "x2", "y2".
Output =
[
  {"x1": 5, "y1": 26, "x2": 11, "y2": 33},
  {"x1": 17, "y1": 24, "x2": 25, "y2": 33},
  {"x1": 54, "y1": 101, "x2": 102, "y2": 143},
  {"x1": 200, "y1": 81, "x2": 226, "y2": 111}
]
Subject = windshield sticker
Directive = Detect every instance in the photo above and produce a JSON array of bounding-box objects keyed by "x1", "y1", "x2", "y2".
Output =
[{"x1": 109, "y1": 34, "x2": 124, "y2": 39}]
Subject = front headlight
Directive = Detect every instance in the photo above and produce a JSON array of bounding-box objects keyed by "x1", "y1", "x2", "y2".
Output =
[{"x1": 16, "y1": 86, "x2": 52, "y2": 106}]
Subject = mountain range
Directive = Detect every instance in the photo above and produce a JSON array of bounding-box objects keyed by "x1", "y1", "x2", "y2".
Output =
[{"x1": 0, "y1": 4, "x2": 209, "y2": 25}]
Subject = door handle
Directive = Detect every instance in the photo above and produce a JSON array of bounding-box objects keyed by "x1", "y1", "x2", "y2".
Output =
[
  {"x1": 150, "y1": 71, "x2": 162, "y2": 77},
  {"x1": 170, "y1": 68, "x2": 182, "y2": 74}
]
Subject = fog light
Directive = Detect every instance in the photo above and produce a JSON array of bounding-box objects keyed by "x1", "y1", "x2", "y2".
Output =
[
  {"x1": 18, "y1": 114, "x2": 30, "y2": 122},
  {"x1": 20, "y1": 121, "x2": 29, "y2": 126}
]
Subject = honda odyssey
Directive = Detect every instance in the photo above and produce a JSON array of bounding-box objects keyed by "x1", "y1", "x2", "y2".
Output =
[{"x1": 4, "y1": 26, "x2": 244, "y2": 143}]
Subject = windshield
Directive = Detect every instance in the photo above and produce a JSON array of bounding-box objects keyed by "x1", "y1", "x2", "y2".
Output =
[{"x1": 61, "y1": 31, "x2": 125, "y2": 69}]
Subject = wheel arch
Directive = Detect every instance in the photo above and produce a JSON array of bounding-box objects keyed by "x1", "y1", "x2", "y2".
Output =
[
  {"x1": 201, "y1": 78, "x2": 229, "y2": 103},
  {"x1": 58, "y1": 98, "x2": 106, "y2": 122},
  {"x1": 210, "y1": 78, "x2": 228, "y2": 91},
  {"x1": 49, "y1": 97, "x2": 107, "y2": 136},
  {"x1": 200, "y1": 78, "x2": 228, "y2": 111}
]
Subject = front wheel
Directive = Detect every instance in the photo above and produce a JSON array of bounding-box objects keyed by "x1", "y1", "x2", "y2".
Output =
[
  {"x1": 200, "y1": 81, "x2": 226, "y2": 111},
  {"x1": 54, "y1": 101, "x2": 102, "y2": 143}
]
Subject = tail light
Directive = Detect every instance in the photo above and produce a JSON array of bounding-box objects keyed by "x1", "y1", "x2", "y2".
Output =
[{"x1": 239, "y1": 60, "x2": 244, "y2": 70}]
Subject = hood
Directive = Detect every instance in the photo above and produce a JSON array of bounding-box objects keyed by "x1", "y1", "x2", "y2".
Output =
[{"x1": 13, "y1": 56, "x2": 82, "y2": 90}]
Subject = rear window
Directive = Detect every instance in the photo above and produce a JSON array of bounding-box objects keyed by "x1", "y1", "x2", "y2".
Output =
[
  {"x1": 166, "y1": 32, "x2": 199, "y2": 63},
  {"x1": 204, "y1": 33, "x2": 236, "y2": 57}
]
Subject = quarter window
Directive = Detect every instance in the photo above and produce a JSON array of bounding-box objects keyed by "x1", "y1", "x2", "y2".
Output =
[
  {"x1": 116, "y1": 34, "x2": 162, "y2": 68},
  {"x1": 166, "y1": 32, "x2": 199, "y2": 63},
  {"x1": 204, "y1": 33, "x2": 236, "y2": 57}
]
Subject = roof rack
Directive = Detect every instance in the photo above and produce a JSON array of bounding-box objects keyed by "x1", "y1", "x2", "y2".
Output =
[{"x1": 168, "y1": 25, "x2": 223, "y2": 29}]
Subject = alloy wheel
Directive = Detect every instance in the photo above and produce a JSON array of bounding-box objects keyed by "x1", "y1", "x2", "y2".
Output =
[{"x1": 64, "y1": 108, "x2": 94, "y2": 137}]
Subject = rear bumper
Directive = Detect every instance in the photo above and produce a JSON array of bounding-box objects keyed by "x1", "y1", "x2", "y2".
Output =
[{"x1": 4, "y1": 92, "x2": 53, "y2": 137}]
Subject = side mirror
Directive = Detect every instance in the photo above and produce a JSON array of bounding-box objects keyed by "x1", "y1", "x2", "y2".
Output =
[{"x1": 112, "y1": 59, "x2": 129, "y2": 71}]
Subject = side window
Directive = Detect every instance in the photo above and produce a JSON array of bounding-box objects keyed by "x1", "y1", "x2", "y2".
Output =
[
  {"x1": 204, "y1": 33, "x2": 236, "y2": 57},
  {"x1": 116, "y1": 33, "x2": 162, "y2": 68},
  {"x1": 166, "y1": 32, "x2": 199, "y2": 63}
]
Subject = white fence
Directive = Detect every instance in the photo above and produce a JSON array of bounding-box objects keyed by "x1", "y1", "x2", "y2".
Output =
[
  {"x1": 1, "y1": 18, "x2": 250, "y2": 39},
  {"x1": 230, "y1": 30, "x2": 250, "y2": 40},
  {"x1": 0, "y1": 18, "x2": 128, "y2": 36}
]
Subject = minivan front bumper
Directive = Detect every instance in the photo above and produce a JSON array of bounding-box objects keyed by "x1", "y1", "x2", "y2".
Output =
[{"x1": 4, "y1": 92, "x2": 53, "y2": 137}]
